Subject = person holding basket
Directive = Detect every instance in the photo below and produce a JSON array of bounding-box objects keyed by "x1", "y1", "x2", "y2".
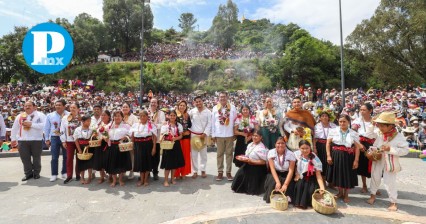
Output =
[
  {"x1": 73, "y1": 115, "x2": 96, "y2": 184},
  {"x1": 160, "y1": 110, "x2": 185, "y2": 187},
  {"x1": 367, "y1": 111, "x2": 409, "y2": 211},
  {"x1": 263, "y1": 137, "x2": 296, "y2": 203}
]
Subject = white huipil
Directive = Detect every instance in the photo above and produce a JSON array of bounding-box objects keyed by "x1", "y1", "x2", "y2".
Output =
[{"x1": 370, "y1": 131, "x2": 408, "y2": 203}]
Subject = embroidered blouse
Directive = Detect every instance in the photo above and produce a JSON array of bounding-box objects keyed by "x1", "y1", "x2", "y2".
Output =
[
  {"x1": 328, "y1": 128, "x2": 360, "y2": 147},
  {"x1": 245, "y1": 142, "x2": 268, "y2": 160},
  {"x1": 314, "y1": 122, "x2": 337, "y2": 139},
  {"x1": 294, "y1": 150, "x2": 322, "y2": 179},
  {"x1": 267, "y1": 148, "x2": 296, "y2": 172},
  {"x1": 129, "y1": 122, "x2": 157, "y2": 138}
]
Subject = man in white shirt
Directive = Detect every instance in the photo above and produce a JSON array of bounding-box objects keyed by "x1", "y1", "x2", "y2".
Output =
[
  {"x1": 11, "y1": 101, "x2": 47, "y2": 181},
  {"x1": 188, "y1": 96, "x2": 212, "y2": 178},
  {"x1": 0, "y1": 115, "x2": 6, "y2": 147},
  {"x1": 211, "y1": 92, "x2": 237, "y2": 181},
  {"x1": 148, "y1": 98, "x2": 166, "y2": 180}
]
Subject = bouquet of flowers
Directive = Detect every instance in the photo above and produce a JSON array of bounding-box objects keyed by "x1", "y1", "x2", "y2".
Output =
[
  {"x1": 98, "y1": 125, "x2": 109, "y2": 140},
  {"x1": 266, "y1": 117, "x2": 278, "y2": 133}
]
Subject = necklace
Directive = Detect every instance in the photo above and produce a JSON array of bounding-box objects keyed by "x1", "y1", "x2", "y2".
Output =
[
  {"x1": 321, "y1": 122, "x2": 330, "y2": 139},
  {"x1": 81, "y1": 127, "x2": 91, "y2": 139},
  {"x1": 277, "y1": 149, "x2": 287, "y2": 167},
  {"x1": 340, "y1": 128, "x2": 350, "y2": 144}
]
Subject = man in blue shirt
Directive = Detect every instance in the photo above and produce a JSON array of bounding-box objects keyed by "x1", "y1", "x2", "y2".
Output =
[{"x1": 44, "y1": 99, "x2": 69, "y2": 182}]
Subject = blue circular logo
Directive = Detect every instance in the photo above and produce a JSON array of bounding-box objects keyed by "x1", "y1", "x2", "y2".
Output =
[{"x1": 22, "y1": 22, "x2": 74, "y2": 74}]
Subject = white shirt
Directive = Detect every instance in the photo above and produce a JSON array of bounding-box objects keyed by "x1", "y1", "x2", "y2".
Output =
[
  {"x1": 328, "y1": 128, "x2": 360, "y2": 147},
  {"x1": 161, "y1": 123, "x2": 183, "y2": 137},
  {"x1": 352, "y1": 118, "x2": 378, "y2": 139},
  {"x1": 294, "y1": 150, "x2": 322, "y2": 179},
  {"x1": 267, "y1": 148, "x2": 296, "y2": 172},
  {"x1": 245, "y1": 142, "x2": 268, "y2": 160},
  {"x1": 189, "y1": 107, "x2": 212, "y2": 136},
  {"x1": 124, "y1": 114, "x2": 139, "y2": 126},
  {"x1": 11, "y1": 111, "x2": 46, "y2": 141},
  {"x1": 60, "y1": 115, "x2": 80, "y2": 142},
  {"x1": 108, "y1": 123, "x2": 131, "y2": 141},
  {"x1": 90, "y1": 116, "x2": 102, "y2": 130},
  {"x1": 314, "y1": 122, "x2": 337, "y2": 139},
  {"x1": 73, "y1": 127, "x2": 95, "y2": 140},
  {"x1": 373, "y1": 132, "x2": 409, "y2": 157},
  {"x1": 129, "y1": 122, "x2": 157, "y2": 138},
  {"x1": 211, "y1": 103, "x2": 237, "y2": 138},
  {"x1": 0, "y1": 116, "x2": 6, "y2": 140}
]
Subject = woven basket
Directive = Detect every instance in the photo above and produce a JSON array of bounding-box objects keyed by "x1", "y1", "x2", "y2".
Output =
[
  {"x1": 77, "y1": 146, "x2": 93, "y2": 161},
  {"x1": 119, "y1": 136, "x2": 134, "y2": 152},
  {"x1": 312, "y1": 189, "x2": 337, "y2": 215},
  {"x1": 365, "y1": 150, "x2": 382, "y2": 161},
  {"x1": 270, "y1": 190, "x2": 288, "y2": 211},
  {"x1": 89, "y1": 135, "x2": 102, "y2": 148},
  {"x1": 160, "y1": 141, "x2": 174, "y2": 150}
]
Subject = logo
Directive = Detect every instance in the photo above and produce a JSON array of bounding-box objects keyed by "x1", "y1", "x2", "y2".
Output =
[{"x1": 22, "y1": 22, "x2": 74, "y2": 74}]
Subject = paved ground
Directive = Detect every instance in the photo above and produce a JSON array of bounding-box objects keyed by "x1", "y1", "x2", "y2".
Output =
[{"x1": 0, "y1": 151, "x2": 425, "y2": 224}]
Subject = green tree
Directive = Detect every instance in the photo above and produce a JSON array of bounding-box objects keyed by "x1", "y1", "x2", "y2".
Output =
[
  {"x1": 0, "y1": 26, "x2": 37, "y2": 83},
  {"x1": 178, "y1": 13, "x2": 197, "y2": 35},
  {"x1": 74, "y1": 13, "x2": 109, "y2": 52},
  {"x1": 347, "y1": 0, "x2": 426, "y2": 86},
  {"x1": 210, "y1": 0, "x2": 239, "y2": 49},
  {"x1": 103, "y1": 0, "x2": 153, "y2": 52}
]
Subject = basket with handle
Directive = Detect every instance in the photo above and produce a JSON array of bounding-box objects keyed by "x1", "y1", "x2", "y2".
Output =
[
  {"x1": 270, "y1": 190, "x2": 288, "y2": 211},
  {"x1": 365, "y1": 147, "x2": 382, "y2": 161},
  {"x1": 312, "y1": 189, "x2": 337, "y2": 215},
  {"x1": 89, "y1": 134, "x2": 102, "y2": 148},
  {"x1": 119, "y1": 136, "x2": 133, "y2": 152},
  {"x1": 160, "y1": 134, "x2": 174, "y2": 150},
  {"x1": 77, "y1": 146, "x2": 93, "y2": 161}
]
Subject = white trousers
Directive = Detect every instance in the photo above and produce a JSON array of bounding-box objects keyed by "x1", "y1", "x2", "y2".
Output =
[
  {"x1": 369, "y1": 157, "x2": 398, "y2": 203},
  {"x1": 191, "y1": 147, "x2": 207, "y2": 173}
]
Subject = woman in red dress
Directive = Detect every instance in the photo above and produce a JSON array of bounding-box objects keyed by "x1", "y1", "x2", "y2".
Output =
[{"x1": 174, "y1": 100, "x2": 192, "y2": 179}]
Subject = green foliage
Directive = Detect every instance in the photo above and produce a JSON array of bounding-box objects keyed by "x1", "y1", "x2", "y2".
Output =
[
  {"x1": 347, "y1": 0, "x2": 426, "y2": 86},
  {"x1": 210, "y1": 0, "x2": 239, "y2": 49},
  {"x1": 178, "y1": 13, "x2": 198, "y2": 35},
  {"x1": 103, "y1": 0, "x2": 153, "y2": 52}
]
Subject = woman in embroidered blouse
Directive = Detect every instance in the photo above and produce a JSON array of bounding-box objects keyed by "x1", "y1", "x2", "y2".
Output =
[
  {"x1": 105, "y1": 111, "x2": 132, "y2": 187},
  {"x1": 263, "y1": 137, "x2": 296, "y2": 203},
  {"x1": 313, "y1": 110, "x2": 336, "y2": 183},
  {"x1": 234, "y1": 104, "x2": 258, "y2": 167},
  {"x1": 174, "y1": 100, "x2": 192, "y2": 179},
  {"x1": 352, "y1": 103, "x2": 377, "y2": 193},
  {"x1": 129, "y1": 110, "x2": 157, "y2": 187},
  {"x1": 160, "y1": 110, "x2": 185, "y2": 187},
  {"x1": 231, "y1": 130, "x2": 268, "y2": 195},
  {"x1": 93, "y1": 110, "x2": 111, "y2": 184},
  {"x1": 293, "y1": 140, "x2": 325, "y2": 209},
  {"x1": 73, "y1": 115, "x2": 95, "y2": 184},
  {"x1": 326, "y1": 114, "x2": 362, "y2": 203},
  {"x1": 122, "y1": 102, "x2": 139, "y2": 180},
  {"x1": 257, "y1": 98, "x2": 281, "y2": 149},
  {"x1": 61, "y1": 103, "x2": 81, "y2": 184}
]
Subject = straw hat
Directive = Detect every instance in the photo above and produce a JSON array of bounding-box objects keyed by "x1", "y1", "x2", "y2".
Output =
[
  {"x1": 402, "y1": 127, "x2": 416, "y2": 133},
  {"x1": 373, "y1": 111, "x2": 396, "y2": 125},
  {"x1": 191, "y1": 135, "x2": 206, "y2": 151}
]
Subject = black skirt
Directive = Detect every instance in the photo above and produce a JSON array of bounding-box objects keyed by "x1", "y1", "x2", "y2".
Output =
[
  {"x1": 105, "y1": 144, "x2": 132, "y2": 174},
  {"x1": 293, "y1": 173, "x2": 319, "y2": 208},
  {"x1": 263, "y1": 171, "x2": 295, "y2": 203},
  {"x1": 233, "y1": 135, "x2": 251, "y2": 168},
  {"x1": 231, "y1": 163, "x2": 267, "y2": 195},
  {"x1": 315, "y1": 140, "x2": 328, "y2": 176},
  {"x1": 93, "y1": 140, "x2": 108, "y2": 171},
  {"x1": 357, "y1": 140, "x2": 373, "y2": 178},
  {"x1": 326, "y1": 145, "x2": 358, "y2": 189},
  {"x1": 77, "y1": 144, "x2": 94, "y2": 172},
  {"x1": 160, "y1": 140, "x2": 185, "y2": 170},
  {"x1": 134, "y1": 140, "x2": 153, "y2": 172}
]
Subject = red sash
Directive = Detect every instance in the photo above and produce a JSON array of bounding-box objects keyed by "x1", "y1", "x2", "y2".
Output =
[
  {"x1": 359, "y1": 136, "x2": 375, "y2": 145},
  {"x1": 332, "y1": 145, "x2": 354, "y2": 154},
  {"x1": 134, "y1": 136, "x2": 152, "y2": 142}
]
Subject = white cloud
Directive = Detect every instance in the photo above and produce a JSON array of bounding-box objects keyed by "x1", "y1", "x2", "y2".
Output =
[
  {"x1": 0, "y1": 8, "x2": 34, "y2": 23},
  {"x1": 151, "y1": 0, "x2": 206, "y2": 7},
  {"x1": 252, "y1": 0, "x2": 380, "y2": 44},
  {"x1": 35, "y1": 0, "x2": 103, "y2": 21}
]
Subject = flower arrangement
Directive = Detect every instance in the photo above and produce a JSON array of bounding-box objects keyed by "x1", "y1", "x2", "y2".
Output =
[
  {"x1": 316, "y1": 107, "x2": 336, "y2": 122},
  {"x1": 217, "y1": 103, "x2": 231, "y2": 126},
  {"x1": 266, "y1": 116, "x2": 278, "y2": 133},
  {"x1": 320, "y1": 192, "x2": 334, "y2": 207}
]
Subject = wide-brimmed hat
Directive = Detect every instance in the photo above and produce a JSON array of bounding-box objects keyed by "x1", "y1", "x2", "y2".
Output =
[
  {"x1": 191, "y1": 135, "x2": 206, "y2": 151},
  {"x1": 373, "y1": 111, "x2": 396, "y2": 125},
  {"x1": 402, "y1": 127, "x2": 416, "y2": 133},
  {"x1": 410, "y1": 116, "x2": 419, "y2": 122}
]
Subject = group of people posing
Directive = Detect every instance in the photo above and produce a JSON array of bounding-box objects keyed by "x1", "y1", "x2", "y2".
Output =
[{"x1": 10, "y1": 92, "x2": 408, "y2": 211}]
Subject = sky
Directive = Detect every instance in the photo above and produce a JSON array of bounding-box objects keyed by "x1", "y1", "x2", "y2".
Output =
[{"x1": 0, "y1": 0, "x2": 381, "y2": 44}]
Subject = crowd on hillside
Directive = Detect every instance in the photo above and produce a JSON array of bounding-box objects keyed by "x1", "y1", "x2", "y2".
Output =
[{"x1": 122, "y1": 43, "x2": 265, "y2": 63}]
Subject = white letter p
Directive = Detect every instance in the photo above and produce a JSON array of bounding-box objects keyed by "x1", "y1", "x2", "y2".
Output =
[{"x1": 31, "y1": 31, "x2": 65, "y2": 65}]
